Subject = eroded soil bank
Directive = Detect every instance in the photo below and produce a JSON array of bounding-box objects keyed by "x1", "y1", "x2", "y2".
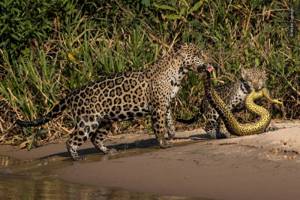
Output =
[{"x1": 1, "y1": 120, "x2": 300, "y2": 200}]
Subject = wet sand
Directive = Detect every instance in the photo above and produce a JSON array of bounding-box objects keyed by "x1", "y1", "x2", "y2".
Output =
[{"x1": 1, "y1": 121, "x2": 300, "y2": 200}]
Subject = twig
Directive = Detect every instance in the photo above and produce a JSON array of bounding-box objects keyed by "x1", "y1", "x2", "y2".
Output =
[{"x1": 289, "y1": 0, "x2": 295, "y2": 38}]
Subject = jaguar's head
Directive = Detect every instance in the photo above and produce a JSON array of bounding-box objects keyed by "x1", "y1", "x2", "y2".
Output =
[
  {"x1": 176, "y1": 43, "x2": 206, "y2": 72},
  {"x1": 241, "y1": 68, "x2": 267, "y2": 91}
]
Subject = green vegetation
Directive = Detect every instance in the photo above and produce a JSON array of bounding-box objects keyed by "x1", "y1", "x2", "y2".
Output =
[{"x1": 0, "y1": 0, "x2": 299, "y2": 143}]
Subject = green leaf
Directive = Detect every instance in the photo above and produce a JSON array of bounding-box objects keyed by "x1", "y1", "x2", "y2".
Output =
[
  {"x1": 255, "y1": 58, "x2": 260, "y2": 67},
  {"x1": 189, "y1": 0, "x2": 206, "y2": 13},
  {"x1": 165, "y1": 14, "x2": 182, "y2": 20},
  {"x1": 141, "y1": 0, "x2": 151, "y2": 7},
  {"x1": 153, "y1": 3, "x2": 177, "y2": 11},
  {"x1": 179, "y1": 7, "x2": 187, "y2": 16}
]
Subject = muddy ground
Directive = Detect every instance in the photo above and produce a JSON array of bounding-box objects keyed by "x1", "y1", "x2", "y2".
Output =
[{"x1": 1, "y1": 120, "x2": 300, "y2": 200}]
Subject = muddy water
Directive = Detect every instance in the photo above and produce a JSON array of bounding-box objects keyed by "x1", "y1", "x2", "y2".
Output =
[
  {"x1": 0, "y1": 148, "x2": 205, "y2": 200},
  {"x1": 0, "y1": 173, "x2": 199, "y2": 200}
]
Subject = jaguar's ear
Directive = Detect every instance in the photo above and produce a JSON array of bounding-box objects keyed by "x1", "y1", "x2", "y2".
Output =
[{"x1": 241, "y1": 68, "x2": 247, "y2": 79}]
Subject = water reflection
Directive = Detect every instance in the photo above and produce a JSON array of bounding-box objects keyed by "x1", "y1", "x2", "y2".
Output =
[
  {"x1": 0, "y1": 145, "x2": 210, "y2": 200},
  {"x1": 0, "y1": 155, "x2": 22, "y2": 167},
  {"x1": 0, "y1": 173, "x2": 206, "y2": 200}
]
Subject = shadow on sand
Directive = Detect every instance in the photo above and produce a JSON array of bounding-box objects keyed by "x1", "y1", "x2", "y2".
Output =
[{"x1": 40, "y1": 133, "x2": 211, "y2": 160}]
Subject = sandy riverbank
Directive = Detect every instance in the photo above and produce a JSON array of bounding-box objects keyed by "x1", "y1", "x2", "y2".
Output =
[{"x1": 1, "y1": 120, "x2": 300, "y2": 200}]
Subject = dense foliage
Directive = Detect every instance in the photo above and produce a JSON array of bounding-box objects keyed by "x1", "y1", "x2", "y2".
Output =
[{"x1": 0, "y1": 0, "x2": 299, "y2": 133}]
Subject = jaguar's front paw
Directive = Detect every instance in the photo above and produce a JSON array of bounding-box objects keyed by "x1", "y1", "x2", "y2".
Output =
[
  {"x1": 159, "y1": 139, "x2": 173, "y2": 148},
  {"x1": 216, "y1": 131, "x2": 230, "y2": 139},
  {"x1": 108, "y1": 148, "x2": 118, "y2": 155},
  {"x1": 207, "y1": 130, "x2": 228, "y2": 139},
  {"x1": 71, "y1": 154, "x2": 84, "y2": 161},
  {"x1": 167, "y1": 132, "x2": 176, "y2": 140}
]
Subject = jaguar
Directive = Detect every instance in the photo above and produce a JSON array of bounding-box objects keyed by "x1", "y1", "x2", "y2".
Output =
[
  {"x1": 17, "y1": 43, "x2": 207, "y2": 160},
  {"x1": 177, "y1": 67, "x2": 267, "y2": 138},
  {"x1": 202, "y1": 64, "x2": 282, "y2": 136}
]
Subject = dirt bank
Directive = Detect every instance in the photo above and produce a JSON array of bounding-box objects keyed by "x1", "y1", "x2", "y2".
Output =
[{"x1": 1, "y1": 120, "x2": 300, "y2": 200}]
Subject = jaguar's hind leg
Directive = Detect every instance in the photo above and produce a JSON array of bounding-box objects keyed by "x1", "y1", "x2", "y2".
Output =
[
  {"x1": 66, "y1": 128, "x2": 89, "y2": 160},
  {"x1": 215, "y1": 118, "x2": 230, "y2": 138},
  {"x1": 90, "y1": 122, "x2": 116, "y2": 154},
  {"x1": 204, "y1": 106, "x2": 223, "y2": 139},
  {"x1": 66, "y1": 118, "x2": 99, "y2": 160}
]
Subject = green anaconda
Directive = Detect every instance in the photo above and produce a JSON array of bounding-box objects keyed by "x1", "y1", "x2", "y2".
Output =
[{"x1": 203, "y1": 65, "x2": 282, "y2": 136}]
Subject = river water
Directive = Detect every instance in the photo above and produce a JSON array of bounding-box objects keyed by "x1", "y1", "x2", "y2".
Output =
[{"x1": 0, "y1": 151, "x2": 206, "y2": 200}]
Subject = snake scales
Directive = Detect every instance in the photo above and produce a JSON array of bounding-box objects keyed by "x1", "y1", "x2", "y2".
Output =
[{"x1": 203, "y1": 65, "x2": 282, "y2": 136}]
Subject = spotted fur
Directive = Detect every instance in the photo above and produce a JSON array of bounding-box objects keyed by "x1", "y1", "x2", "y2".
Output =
[
  {"x1": 16, "y1": 44, "x2": 206, "y2": 160},
  {"x1": 177, "y1": 68, "x2": 267, "y2": 138}
]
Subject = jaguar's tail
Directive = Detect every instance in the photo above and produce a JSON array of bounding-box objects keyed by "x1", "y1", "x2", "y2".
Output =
[{"x1": 16, "y1": 98, "x2": 68, "y2": 127}]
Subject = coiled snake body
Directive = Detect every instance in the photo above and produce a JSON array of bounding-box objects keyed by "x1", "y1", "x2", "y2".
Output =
[{"x1": 204, "y1": 65, "x2": 282, "y2": 136}]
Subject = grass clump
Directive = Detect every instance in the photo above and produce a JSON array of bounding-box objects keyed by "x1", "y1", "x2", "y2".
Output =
[{"x1": 0, "y1": 0, "x2": 299, "y2": 146}]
